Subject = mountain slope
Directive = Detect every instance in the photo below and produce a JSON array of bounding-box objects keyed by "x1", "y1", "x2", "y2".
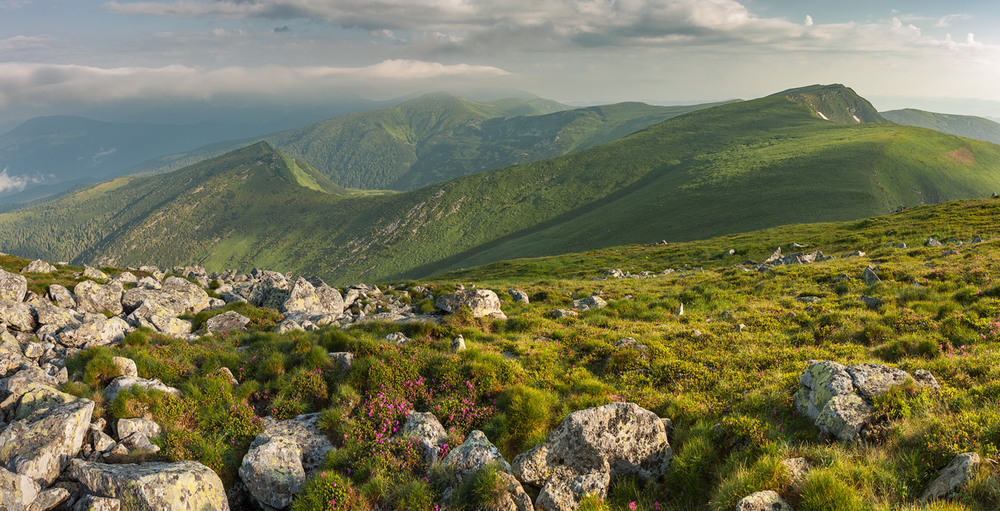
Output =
[
  {"x1": 3, "y1": 85, "x2": 1000, "y2": 284},
  {"x1": 131, "y1": 94, "x2": 724, "y2": 190},
  {"x1": 772, "y1": 84, "x2": 888, "y2": 124},
  {"x1": 881, "y1": 108, "x2": 1000, "y2": 145}
]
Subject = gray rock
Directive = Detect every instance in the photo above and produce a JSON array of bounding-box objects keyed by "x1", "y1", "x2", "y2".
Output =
[
  {"x1": 205, "y1": 311, "x2": 250, "y2": 333},
  {"x1": 926, "y1": 238, "x2": 944, "y2": 248},
  {"x1": 736, "y1": 490, "x2": 793, "y2": 511},
  {"x1": 400, "y1": 411, "x2": 448, "y2": 463},
  {"x1": 330, "y1": 352, "x2": 353, "y2": 370},
  {"x1": 58, "y1": 317, "x2": 128, "y2": 348},
  {"x1": 111, "y1": 357, "x2": 138, "y2": 378},
  {"x1": 73, "y1": 281, "x2": 124, "y2": 316},
  {"x1": 32, "y1": 301, "x2": 77, "y2": 329},
  {"x1": 30, "y1": 486, "x2": 70, "y2": 511},
  {"x1": 793, "y1": 361, "x2": 871, "y2": 442},
  {"x1": 117, "y1": 417, "x2": 161, "y2": 440},
  {"x1": 0, "y1": 299, "x2": 36, "y2": 332},
  {"x1": 73, "y1": 495, "x2": 122, "y2": 511},
  {"x1": 859, "y1": 296, "x2": 882, "y2": 310},
  {"x1": 147, "y1": 314, "x2": 192, "y2": 336},
  {"x1": 13, "y1": 383, "x2": 78, "y2": 420},
  {"x1": 103, "y1": 376, "x2": 181, "y2": 404},
  {"x1": 571, "y1": 295, "x2": 607, "y2": 311},
  {"x1": 384, "y1": 331, "x2": 411, "y2": 345},
  {"x1": 240, "y1": 413, "x2": 333, "y2": 509},
  {"x1": 0, "y1": 397, "x2": 94, "y2": 485},
  {"x1": 913, "y1": 369, "x2": 941, "y2": 390},
  {"x1": 282, "y1": 277, "x2": 344, "y2": 316},
  {"x1": 451, "y1": 335, "x2": 467, "y2": 352},
  {"x1": 534, "y1": 466, "x2": 609, "y2": 511},
  {"x1": 847, "y1": 363, "x2": 910, "y2": 399},
  {"x1": 508, "y1": 289, "x2": 530, "y2": 304},
  {"x1": 764, "y1": 247, "x2": 783, "y2": 264},
  {"x1": 0, "y1": 269, "x2": 28, "y2": 302},
  {"x1": 920, "y1": 452, "x2": 980, "y2": 502},
  {"x1": 861, "y1": 266, "x2": 881, "y2": 286},
  {"x1": 0, "y1": 465, "x2": 40, "y2": 511},
  {"x1": 550, "y1": 309, "x2": 578, "y2": 319},
  {"x1": 436, "y1": 289, "x2": 506, "y2": 319},
  {"x1": 22, "y1": 260, "x2": 56, "y2": 274},
  {"x1": 119, "y1": 431, "x2": 160, "y2": 456},
  {"x1": 445, "y1": 430, "x2": 513, "y2": 483},
  {"x1": 70, "y1": 459, "x2": 230, "y2": 511},
  {"x1": 83, "y1": 267, "x2": 108, "y2": 280},
  {"x1": 47, "y1": 285, "x2": 76, "y2": 309}
]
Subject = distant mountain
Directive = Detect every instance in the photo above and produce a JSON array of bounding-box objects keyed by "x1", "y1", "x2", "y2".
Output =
[
  {"x1": 771, "y1": 84, "x2": 887, "y2": 124},
  {"x1": 4, "y1": 84, "x2": 1000, "y2": 284},
  {"x1": 133, "y1": 93, "x2": 725, "y2": 190},
  {"x1": 881, "y1": 109, "x2": 1000, "y2": 145}
]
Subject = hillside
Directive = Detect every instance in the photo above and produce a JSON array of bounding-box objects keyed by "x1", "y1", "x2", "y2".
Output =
[
  {"x1": 132, "y1": 94, "x2": 722, "y2": 190},
  {"x1": 882, "y1": 108, "x2": 1000, "y2": 145},
  {"x1": 3, "y1": 85, "x2": 1000, "y2": 284},
  {"x1": 770, "y1": 84, "x2": 888, "y2": 124}
]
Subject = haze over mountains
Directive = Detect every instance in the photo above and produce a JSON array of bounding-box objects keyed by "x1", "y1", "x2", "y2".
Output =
[{"x1": 2, "y1": 84, "x2": 1000, "y2": 285}]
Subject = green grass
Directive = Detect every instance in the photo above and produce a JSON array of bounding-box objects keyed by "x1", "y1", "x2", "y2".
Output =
[{"x1": 882, "y1": 109, "x2": 1000, "y2": 145}]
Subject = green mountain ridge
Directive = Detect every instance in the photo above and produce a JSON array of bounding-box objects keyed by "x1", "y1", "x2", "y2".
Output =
[
  {"x1": 3, "y1": 85, "x2": 1000, "y2": 284},
  {"x1": 881, "y1": 108, "x2": 1000, "y2": 145},
  {"x1": 772, "y1": 84, "x2": 888, "y2": 124}
]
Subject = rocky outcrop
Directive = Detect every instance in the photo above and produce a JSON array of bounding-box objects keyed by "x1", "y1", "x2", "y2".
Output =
[
  {"x1": 0, "y1": 397, "x2": 94, "y2": 485},
  {"x1": 205, "y1": 311, "x2": 250, "y2": 333},
  {"x1": 70, "y1": 460, "x2": 230, "y2": 511},
  {"x1": 239, "y1": 413, "x2": 333, "y2": 509},
  {"x1": 512, "y1": 402, "x2": 671, "y2": 510},
  {"x1": 73, "y1": 281, "x2": 124, "y2": 316},
  {"x1": 0, "y1": 269, "x2": 28, "y2": 302},
  {"x1": 441, "y1": 430, "x2": 531, "y2": 510},
  {"x1": 436, "y1": 289, "x2": 505, "y2": 319}
]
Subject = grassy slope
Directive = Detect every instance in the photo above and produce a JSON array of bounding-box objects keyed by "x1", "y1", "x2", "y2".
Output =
[{"x1": 882, "y1": 108, "x2": 1000, "y2": 145}]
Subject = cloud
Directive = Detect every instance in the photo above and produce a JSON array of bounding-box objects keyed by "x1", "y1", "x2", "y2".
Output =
[
  {"x1": 804, "y1": 15, "x2": 813, "y2": 27},
  {"x1": 0, "y1": 61, "x2": 511, "y2": 107},
  {"x1": 0, "y1": 35, "x2": 53, "y2": 52},
  {"x1": 0, "y1": 168, "x2": 45, "y2": 193},
  {"x1": 273, "y1": 25, "x2": 291, "y2": 33}
]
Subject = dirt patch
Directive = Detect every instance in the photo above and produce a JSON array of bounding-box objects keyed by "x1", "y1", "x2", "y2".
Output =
[{"x1": 944, "y1": 147, "x2": 975, "y2": 165}]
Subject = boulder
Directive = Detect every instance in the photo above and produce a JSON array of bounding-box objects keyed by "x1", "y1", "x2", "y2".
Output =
[
  {"x1": 73, "y1": 281, "x2": 124, "y2": 316},
  {"x1": 385, "y1": 331, "x2": 411, "y2": 345},
  {"x1": 117, "y1": 417, "x2": 161, "y2": 440},
  {"x1": 920, "y1": 452, "x2": 980, "y2": 502},
  {"x1": 31, "y1": 486, "x2": 70, "y2": 511},
  {"x1": 400, "y1": 411, "x2": 448, "y2": 463},
  {"x1": 793, "y1": 361, "x2": 871, "y2": 442},
  {"x1": 241, "y1": 270, "x2": 290, "y2": 309},
  {"x1": 436, "y1": 289, "x2": 505, "y2": 318},
  {"x1": 861, "y1": 266, "x2": 881, "y2": 286},
  {"x1": 0, "y1": 398, "x2": 94, "y2": 485},
  {"x1": 57, "y1": 317, "x2": 128, "y2": 348},
  {"x1": 513, "y1": 402, "x2": 671, "y2": 509},
  {"x1": 32, "y1": 301, "x2": 78, "y2": 329},
  {"x1": 736, "y1": 490, "x2": 793, "y2": 511},
  {"x1": 508, "y1": 289, "x2": 530, "y2": 304},
  {"x1": 83, "y1": 267, "x2": 108, "y2": 280},
  {"x1": 0, "y1": 299, "x2": 36, "y2": 332},
  {"x1": 103, "y1": 376, "x2": 181, "y2": 404},
  {"x1": 451, "y1": 335, "x2": 467, "y2": 353},
  {"x1": 239, "y1": 413, "x2": 333, "y2": 509},
  {"x1": 925, "y1": 238, "x2": 944, "y2": 248},
  {"x1": 282, "y1": 277, "x2": 344, "y2": 316},
  {"x1": 0, "y1": 465, "x2": 40, "y2": 511},
  {"x1": 118, "y1": 431, "x2": 160, "y2": 456},
  {"x1": 74, "y1": 495, "x2": 122, "y2": 511},
  {"x1": 13, "y1": 383, "x2": 78, "y2": 420},
  {"x1": 47, "y1": 285, "x2": 76, "y2": 309},
  {"x1": 70, "y1": 460, "x2": 230, "y2": 511},
  {"x1": 847, "y1": 363, "x2": 910, "y2": 399},
  {"x1": 160, "y1": 277, "x2": 209, "y2": 314},
  {"x1": 913, "y1": 369, "x2": 941, "y2": 390},
  {"x1": 441, "y1": 430, "x2": 531, "y2": 509},
  {"x1": 111, "y1": 357, "x2": 138, "y2": 378},
  {"x1": 147, "y1": 314, "x2": 192, "y2": 336},
  {"x1": 205, "y1": 311, "x2": 250, "y2": 333},
  {"x1": 0, "y1": 269, "x2": 27, "y2": 302},
  {"x1": 859, "y1": 296, "x2": 882, "y2": 310},
  {"x1": 22, "y1": 260, "x2": 57, "y2": 274},
  {"x1": 550, "y1": 309, "x2": 579, "y2": 319},
  {"x1": 571, "y1": 295, "x2": 607, "y2": 311}
]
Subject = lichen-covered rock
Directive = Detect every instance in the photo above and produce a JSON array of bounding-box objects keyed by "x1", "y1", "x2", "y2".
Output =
[
  {"x1": 441, "y1": 430, "x2": 531, "y2": 510},
  {"x1": 861, "y1": 266, "x2": 881, "y2": 286},
  {"x1": 400, "y1": 411, "x2": 448, "y2": 462},
  {"x1": 83, "y1": 266, "x2": 108, "y2": 280},
  {"x1": 13, "y1": 383, "x2": 78, "y2": 420},
  {"x1": 111, "y1": 357, "x2": 138, "y2": 378},
  {"x1": 147, "y1": 314, "x2": 192, "y2": 336},
  {"x1": 0, "y1": 397, "x2": 94, "y2": 485},
  {"x1": 0, "y1": 465, "x2": 40, "y2": 511},
  {"x1": 160, "y1": 277, "x2": 210, "y2": 314},
  {"x1": 508, "y1": 289, "x2": 530, "y2": 304},
  {"x1": 736, "y1": 490, "x2": 794, "y2": 511},
  {"x1": 74, "y1": 281, "x2": 124, "y2": 316},
  {"x1": 74, "y1": 495, "x2": 122, "y2": 511},
  {"x1": 571, "y1": 295, "x2": 607, "y2": 311},
  {"x1": 47, "y1": 284, "x2": 76, "y2": 309},
  {"x1": 793, "y1": 361, "x2": 873, "y2": 442},
  {"x1": 103, "y1": 376, "x2": 181, "y2": 403},
  {"x1": 117, "y1": 417, "x2": 161, "y2": 440},
  {"x1": 58, "y1": 317, "x2": 128, "y2": 348},
  {"x1": 22, "y1": 260, "x2": 57, "y2": 274},
  {"x1": 282, "y1": 277, "x2": 344, "y2": 316},
  {"x1": 0, "y1": 269, "x2": 28, "y2": 302},
  {"x1": 32, "y1": 301, "x2": 78, "y2": 329},
  {"x1": 847, "y1": 363, "x2": 911, "y2": 399},
  {"x1": 205, "y1": 311, "x2": 250, "y2": 333},
  {"x1": 0, "y1": 299, "x2": 36, "y2": 332},
  {"x1": 436, "y1": 289, "x2": 505, "y2": 318},
  {"x1": 252, "y1": 413, "x2": 333, "y2": 475},
  {"x1": 920, "y1": 452, "x2": 980, "y2": 502},
  {"x1": 240, "y1": 270, "x2": 290, "y2": 309},
  {"x1": 30, "y1": 486, "x2": 70, "y2": 511},
  {"x1": 239, "y1": 436, "x2": 304, "y2": 509},
  {"x1": 70, "y1": 459, "x2": 230, "y2": 511},
  {"x1": 534, "y1": 466, "x2": 610, "y2": 511}
]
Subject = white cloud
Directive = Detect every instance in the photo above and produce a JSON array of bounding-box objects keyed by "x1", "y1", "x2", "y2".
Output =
[
  {"x1": 0, "y1": 35, "x2": 53, "y2": 51},
  {"x1": 0, "y1": 61, "x2": 511, "y2": 107},
  {"x1": 804, "y1": 15, "x2": 813, "y2": 27},
  {"x1": 0, "y1": 167, "x2": 44, "y2": 193}
]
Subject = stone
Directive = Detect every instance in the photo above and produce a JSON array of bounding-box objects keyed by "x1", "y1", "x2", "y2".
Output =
[
  {"x1": 445, "y1": 430, "x2": 513, "y2": 483},
  {"x1": 119, "y1": 431, "x2": 160, "y2": 455},
  {"x1": 0, "y1": 299, "x2": 36, "y2": 332},
  {"x1": 782, "y1": 457, "x2": 810, "y2": 488},
  {"x1": 112, "y1": 272, "x2": 138, "y2": 285},
  {"x1": 451, "y1": 335, "x2": 466, "y2": 352},
  {"x1": 32, "y1": 301, "x2": 78, "y2": 329},
  {"x1": 436, "y1": 289, "x2": 505, "y2": 318},
  {"x1": 534, "y1": 466, "x2": 609, "y2": 511},
  {"x1": 513, "y1": 402, "x2": 671, "y2": 509},
  {"x1": 83, "y1": 266, "x2": 108, "y2": 280},
  {"x1": 793, "y1": 361, "x2": 871, "y2": 442},
  {"x1": 70, "y1": 459, "x2": 230, "y2": 511},
  {"x1": 861, "y1": 266, "x2": 881, "y2": 286},
  {"x1": 331, "y1": 352, "x2": 353, "y2": 370},
  {"x1": 103, "y1": 376, "x2": 181, "y2": 403},
  {"x1": 205, "y1": 311, "x2": 250, "y2": 333},
  {"x1": 111, "y1": 357, "x2": 138, "y2": 378},
  {"x1": 571, "y1": 295, "x2": 607, "y2": 311},
  {"x1": 282, "y1": 277, "x2": 344, "y2": 316},
  {"x1": 73, "y1": 281, "x2": 124, "y2": 315},
  {"x1": 148, "y1": 314, "x2": 192, "y2": 336},
  {"x1": 92, "y1": 430, "x2": 115, "y2": 453},
  {"x1": 29, "y1": 486, "x2": 70, "y2": 511},
  {"x1": 400, "y1": 411, "x2": 448, "y2": 463},
  {"x1": 920, "y1": 452, "x2": 980, "y2": 502},
  {"x1": 13, "y1": 383, "x2": 78, "y2": 420},
  {"x1": 47, "y1": 285, "x2": 76, "y2": 309},
  {"x1": 764, "y1": 247, "x2": 783, "y2": 264},
  {"x1": 210, "y1": 367, "x2": 238, "y2": 385},
  {"x1": 58, "y1": 317, "x2": 128, "y2": 348},
  {"x1": 736, "y1": 490, "x2": 794, "y2": 511},
  {"x1": 508, "y1": 289, "x2": 530, "y2": 304},
  {"x1": 604, "y1": 269, "x2": 625, "y2": 278},
  {"x1": 0, "y1": 465, "x2": 40, "y2": 511},
  {"x1": 859, "y1": 296, "x2": 882, "y2": 310},
  {"x1": 385, "y1": 331, "x2": 411, "y2": 345},
  {"x1": 847, "y1": 363, "x2": 910, "y2": 399},
  {"x1": 550, "y1": 309, "x2": 578, "y2": 319},
  {"x1": 73, "y1": 495, "x2": 122, "y2": 511},
  {"x1": 22, "y1": 260, "x2": 57, "y2": 274},
  {"x1": 0, "y1": 269, "x2": 28, "y2": 302},
  {"x1": 913, "y1": 369, "x2": 941, "y2": 390},
  {"x1": 926, "y1": 238, "x2": 944, "y2": 248},
  {"x1": 0, "y1": 398, "x2": 94, "y2": 485},
  {"x1": 239, "y1": 436, "x2": 304, "y2": 509},
  {"x1": 117, "y1": 417, "x2": 162, "y2": 440}
]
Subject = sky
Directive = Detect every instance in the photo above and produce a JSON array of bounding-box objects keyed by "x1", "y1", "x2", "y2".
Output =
[{"x1": 2, "y1": 0, "x2": 1000, "y2": 123}]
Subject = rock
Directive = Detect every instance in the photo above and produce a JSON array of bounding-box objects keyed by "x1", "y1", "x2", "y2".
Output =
[
  {"x1": 782, "y1": 457, "x2": 810, "y2": 488},
  {"x1": 441, "y1": 430, "x2": 531, "y2": 510},
  {"x1": 70, "y1": 459, "x2": 230, "y2": 511},
  {"x1": 22, "y1": 260, "x2": 57, "y2": 274},
  {"x1": 972, "y1": 235, "x2": 982, "y2": 243},
  {"x1": 241, "y1": 270, "x2": 291, "y2": 309},
  {"x1": 83, "y1": 266, "x2": 108, "y2": 280},
  {"x1": 148, "y1": 314, "x2": 192, "y2": 336},
  {"x1": 117, "y1": 417, "x2": 161, "y2": 440},
  {"x1": 330, "y1": 352, "x2": 353, "y2": 370},
  {"x1": 160, "y1": 277, "x2": 210, "y2": 314},
  {"x1": 736, "y1": 490, "x2": 793, "y2": 511},
  {"x1": 119, "y1": 431, "x2": 160, "y2": 456},
  {"x1": 205, "y1": 311, "x2": 251, "y2": 333},
  {"x1": 920, "y1": 452, "x2": 981, "y2": 502},
  {"x1": 73, "y1": 281, "x2": 124, "y2": 316},
  {"x1": 47, "y1": 285, "x2": 76, "y2": 309},
  {"x1": 92, "y1": 430, "x2": 115, "y2": 453},
  {"x1": 30, "y1": 486, "x2": 70, "y2": 511},
  {"x1": 859, "y1": 296, "x2": 882, "y2": 310},
  {"x1": 103, "y1": 376, "x2": 181, "y2": 403},
  {"x1": 32, "y1": 301, "x2": 77, "y2": 329},
  {"x1": 0, "y1": 269, "x2": 28, "y2": 302},
  {"x1": 73, "y1": 495, "x2": 122, "y2": 511},
  {"x1": 112, "y1": 272, "x2": 138, "y2": 285},
  {"x1": 841, "y1": 250, "x2": 866, "y2": 258},
  {"x1": 534, "y1": 466, "x2": 609, "y2": 511},
  {"x1": 926, "y1": 238, "x2": 944, "y2": 248},
  {"x1": 913, "y1": 369, "x2": 941, "y2": 390},
  {"x1": 240, "y1": 413, "x2": 333, "y2": 509},
  {"x1": 111, "y1": 357, "x2": 138, "y2": 378},
  {"x1": 436, "y1": 289, "x2": 505, "y2": 319},
  {"x1": 604, "y1": 269, "x2": 625, "y2": 279},
  {"x1": 385, "y1": 332, "x2": 411, "y2": 345},
  {"x1": 0, "y1": 398, "x2": 94, "y2": 485},
  {"x1": 210, "y1": 367, "x2": 238, "y2": 385},
  {"x1": 400, "y1": 411, "x2": 448, "y2": 463},
  {"x1": 13, "y1": 383, "x2": 78, "y2": 420},
  {"x1": 571, "y1": 295, "x2": 607, "y2": 311},
  {"x1": 451, "y1": 335, "x2": 467, "y2": 352},
  {"x1": 847, "y1": 363, "x2": 910, "y2": 399},
  {"x1": 861, "y1": 266, "x2": 881, "y2": 286},
  {"x1": 793, "y1": 361, "x2": 871, "y2": 442},
  {"x1": 0, "y1": 465, "x2": 40, "y2": 511},
  {"x1": 550, "y1": 309, "x2": 578, "y2": 319},
  {"x1": 512, "y1": 402, "x2": 671, "y2": 510},
  {"x1": 58, "y1": 317, "x2": 128, "y2": 348},
  {"x1": 0, "y1": 299, "x2": 36, "y2": 331},
  {"x1": 796, "y1": 296, "x2": 821, "y2": 304},
  {"x1": 764, "y1": 247, "x2": 783, "y2": 264},
  {"x1": 282, "y1": 277, "x2": 344, "y2": 316},
  {"x1": 508, "y1": 289, "x2": 530, "y2": 304}
]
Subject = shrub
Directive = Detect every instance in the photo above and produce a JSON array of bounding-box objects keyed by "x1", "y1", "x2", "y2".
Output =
[
  {"x1": 291, "y1": 472, "x2": 369, "y2": 511},
  {"x1": 450, "y1": 462, "x2": 506, "y2": 511}
]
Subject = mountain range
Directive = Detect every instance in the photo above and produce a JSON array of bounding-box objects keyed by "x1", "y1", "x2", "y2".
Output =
[{"x1": 2, "y1": 84, "x2": 1000, "y2": 284}]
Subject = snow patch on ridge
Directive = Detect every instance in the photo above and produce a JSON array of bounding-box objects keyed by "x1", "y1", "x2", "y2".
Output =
[{"x1": 815, "y1": 111, "x2": 829, "y2": 121}]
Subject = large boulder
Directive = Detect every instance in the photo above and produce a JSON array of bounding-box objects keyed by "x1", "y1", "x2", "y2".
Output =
[
  {"x1": 57, "y1": 317, "x2": 129, "y2": 348},
  {"x1": 31, "y1": 300, "x2": 78, "y2": 329},
  {"x1": 512, "y1": 402, "x2": 671, "y2": 511},
  {"x1": 0, "y1": 465, "x2": 40, "y2": 511},
  {"x1": 282, "y1": 277, "x2": 345, "y2": 316},
  {"x1": 160, "y1": 277, "x2": 210, "y2": 314},
  {"x1": 47, "y1": 284, "x2": 76, "y2": 309},
  {"x1": 103, "y1": 376, "x2": 181, "y2": 404},
  {"x1": 400, "y1": 410, "x2": 448, "y2": 463},
  {"x1": 441, "y1": 430, "x2": 531, "y2": 510},
  {"x1": 0, "y1": 299, "x2": 36, "y2": 332},
  {"x1": 571, "y1": 295, "x2": 607, "y2": 312},
  {"x1": 239, "y1": 413, "x2": 334, "y2": 509},
  {"x1": 22, "y1": 260, "x2": 57, "y2": 274},
  {"x1": 205, "y1": 311, "x2": 251, "y2": 333},
  {"x1": 436, "y1": 289, "x2": 505, "y2": 319},
  {"x1": 0, "y1": 397, "x2": 94, "y2": 485},
  {"x1": 70, "y1": 460, "x2": 230, "y2": 511},
  {"x1": 73, "y1": 281, "x2": 124, "y2": 316},
  {"x1": 0, "y1": 269, "x2": 27, "y2": 302},
  {"x1": 123, "y1": 278, "x2": 208, "y2": 319}
]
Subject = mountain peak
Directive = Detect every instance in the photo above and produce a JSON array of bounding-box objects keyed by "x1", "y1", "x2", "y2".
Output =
[{"x1": 770, "y1": 84, "x2": 887, "y2": 124}]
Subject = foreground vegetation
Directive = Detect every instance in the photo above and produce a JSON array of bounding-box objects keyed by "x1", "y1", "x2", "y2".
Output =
[{"x1": 21, "y1": 198, "x2": 996, "y2": 509}]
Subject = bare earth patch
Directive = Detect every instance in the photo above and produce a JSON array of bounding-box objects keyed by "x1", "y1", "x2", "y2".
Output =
[{"x1": 944, "y1": 147, "x2": 975, "y2": 165}]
